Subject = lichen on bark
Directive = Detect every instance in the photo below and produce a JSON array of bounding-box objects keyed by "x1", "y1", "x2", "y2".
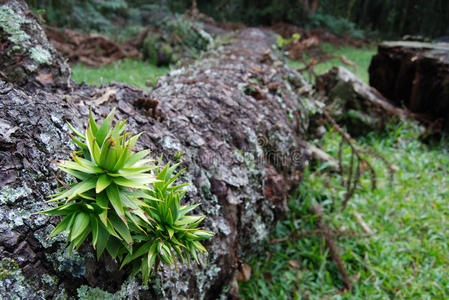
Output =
[
  {"x1": 0, "y1": 0, "x2": 70, "y2": 88},
  {"x1": 0, "y1": 2, "x2": 313, "y2": 298}
]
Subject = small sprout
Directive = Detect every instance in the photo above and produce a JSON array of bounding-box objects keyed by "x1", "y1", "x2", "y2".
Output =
[
  {"x1": 174, "y1": 151, "x2": 184, "y2": 162},
  {"x1": 41, "y1": 108, "x2": 214, "y2": 283}
]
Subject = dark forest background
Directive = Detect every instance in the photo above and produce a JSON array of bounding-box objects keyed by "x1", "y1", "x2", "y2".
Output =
[{"x1": 27, "y1": 0, "x2": 449, "y2": 39}]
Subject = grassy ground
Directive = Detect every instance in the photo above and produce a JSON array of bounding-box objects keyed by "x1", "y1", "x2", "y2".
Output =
[
  {"x1": 287, "y1": 43, "x2": 377, "y2": 84},
  {"x1": 240, "y1": 45, "x2": 449, "y2": 299},
  {"x1": 240, "y1": 122, "x2": 449, "y2": 299},
  {"x1": 71, "y1": 59, "x2": 170, "y2": 90}
]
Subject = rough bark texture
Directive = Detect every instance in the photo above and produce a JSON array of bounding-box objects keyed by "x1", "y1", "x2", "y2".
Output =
[
  {"x1": 369, "y1": 41, "x2": 449, "y2": 128},
  {"x1": 316, "y1": 66, "x2": 408, "y2": 135},
  {"x1": 0, "y1": 0, "x2": 71, "y2": 90},
  {"x1": 0, "y1": 2, "x2": 312, "y2": 298}
]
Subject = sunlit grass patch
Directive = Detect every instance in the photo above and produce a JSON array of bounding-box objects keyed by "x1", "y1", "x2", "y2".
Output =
[
  {"x1": 71, "y1": 59, "x2": 170, "y2": 90},
  {"x1": 240, "y1": 123, "x2": 449, "y2": 299}
]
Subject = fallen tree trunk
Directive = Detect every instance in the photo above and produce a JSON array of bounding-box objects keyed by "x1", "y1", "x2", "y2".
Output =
[
  {"x1": 316, "y1": 66, "x2": 409, "y2": 135},
  {"x1": 369, "y1": 41, "x2": 449, "y2": 129},
  {"x1": 0, "y1": 1, "x2": 311, "y2": 298}
]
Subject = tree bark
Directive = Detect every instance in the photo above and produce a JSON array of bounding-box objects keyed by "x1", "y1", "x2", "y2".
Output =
[
  {"x1": 0, "y1": 0, "x2": 71, "y2": 90},
  {"x1": 369, "y1": 41, "x2": 449, "y2": 129},
  {"x1": 0, "y1": 1, "x2": 311, "y2": 298},
  {"x1": 316, "y1": 66, "x2": 408, "y2": 135}
]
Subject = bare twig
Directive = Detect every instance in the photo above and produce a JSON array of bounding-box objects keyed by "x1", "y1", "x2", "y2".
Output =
[
  {"x1": 305, "y1": 142, "x2": 339, "y2": 172},
  {"x1": 311, "y1": 204, "x2": 352, "y2": 291},
  {"x1": 353, "y1": 212, "x2": 374, "y2": 236},
  {"x1": 322, "y1": 108, "x2": 377, "y2": 191}
]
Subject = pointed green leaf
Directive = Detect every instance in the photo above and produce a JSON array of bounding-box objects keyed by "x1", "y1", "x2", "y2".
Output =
[
  {"x1": 109, "y1": 214, "x2": 133, "y2": 245},
  {"x1": 192, "y1": 230, "x2": 215, "y2": 240},
  {"x1": 86, "y1": 123, "x2": 101, "y2": 165},
  {"x1": 96, "y1": 108, "x2": 115, "y2": 146},
  {"x1": 120, "y1": 240, "x2": 154, "y2": 269},
  {"x1": 89, "y1": 108, "x2": 99, "y2": 136},
  {"x1": 58, "y1": 167, "x2": 91, "y2": 180},
  {"x1": 99, "y1": 137, "x2": 113, "y2": 167},
  {"x1": 106, "y1": 236, "x2": 122, "y2": 259},
  {"x1": 105, "y1": 183, "x2": 126, "y2": 223},
  {"x1": 59, "y1": 160, "x2": 97, "y2": 174},
  {"x1": 67, "y1": 121, "x2": 86, "y2": 140},
  {"x1": 141, "y1": 256, "x2": 150, "y2": 283},
  {"x1": 48, "y1": 213, "x2": 75, "y2": 238},
  {"x1": 112, "y1": 177, "x2": 151, "y2": 190},
  {"x1": 127, "y1": 132, "x2": 142, "y2": 151},
  {"x1": 71, "y1": 154, "x2": 104, "y2": 173},
  {"x1": 69, "y1": 134, "x2": 89, "y2": 151},
  {"x1": 175, "y1": 216, "x2": 205, "y2": 226},
  {"x1": 177, "y1": 204, "x2": 200, "y2": 219},
  {"x1": 192, "y1": 240, "x2": 208, "y2": 252},
  {"x1": 70, "y1": 212, "x2": 90, "y2": 242},
  {"x1": 90, "y1": 215, "x2": 99, "y2": 248},
  {"x1": 96, "y1": 174, "x2": 112, "y2": 193},
  {"x1": 147, "y1": 243, "x2": 157, "y2": 270},
  {"x1": 96, "y1": 224, "x2": 110, "y2": 259},
  {"x1": 48, "y1": 177, "x2": 97, "y2": 202},
  {"x1": 167, "y1": 227, "x2": 174, "y2": 239},
  {"x1": 124, "y1": 150, "x2": 150, "y2": 168}
]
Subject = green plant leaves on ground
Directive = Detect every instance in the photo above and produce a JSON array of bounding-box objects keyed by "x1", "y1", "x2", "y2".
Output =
[{"x1": 41, "y1": 108, "x2": 214, "y2": 283}]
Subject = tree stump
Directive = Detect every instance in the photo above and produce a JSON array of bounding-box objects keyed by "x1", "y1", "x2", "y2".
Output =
[
  {"x1": 0, "y1": 1, "x2": 312, "y2": 298},
  {"x1": 369, "y1": 41, "x2": 449, "y2": 128}
]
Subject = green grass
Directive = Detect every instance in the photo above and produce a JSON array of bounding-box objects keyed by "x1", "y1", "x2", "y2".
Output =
[
  {"x1": 242, "y1": 41, "x2": 448, "y2": 300},
  {"x1": 71, "y1": 59, "x2": 170, "y2": 90},
  {"x1": 287, "y1": 43, "x2": 377, "y2": 84},
  {"x1": 240, "y1": 123, "x2": 449, "y2": 299}
]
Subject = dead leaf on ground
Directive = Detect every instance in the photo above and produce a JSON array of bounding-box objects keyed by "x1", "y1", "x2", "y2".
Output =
[
  {"x1": 94, "y1": 88, "x2": 118, "y2": 105},
  {"x1": 288, "y1": 259, "x2": 301, "y2": 269}
]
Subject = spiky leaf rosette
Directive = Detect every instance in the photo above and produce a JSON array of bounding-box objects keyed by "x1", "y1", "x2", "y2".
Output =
[
  {"x1": 42, "y1": 108, "x2": 159, "y2": 257},
  {"x1": 40, "y1": 108, "x2": 214, "y2": 283},
  {"x1": 120, "y1": 163, "x2": 214, "y2": 282}
]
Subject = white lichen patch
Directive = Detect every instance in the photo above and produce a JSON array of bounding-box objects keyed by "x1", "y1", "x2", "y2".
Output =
[
  {"x1": 30, "y1": 45, "x2": 52, "y2": 65},
  {"x1": 77, "y1": 278, "x2": 147, "y2": 300},
  {"x1": 196, "y1": 264, "x2": 221, "y2": 299},
  {"x1": 46, "y1": 248, "x2": 87, "y2": 278},
  {"x1": 0, "y1": 5, "x2": 31, "y2": 49},
  {"x1": 0, "y1": 184, "x2": 32, "y2": 205}
]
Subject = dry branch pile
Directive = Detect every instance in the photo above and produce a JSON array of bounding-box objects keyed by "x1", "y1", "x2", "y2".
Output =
[{"x1": 44, "y1": 26, "x2": 141, "y2": 67}]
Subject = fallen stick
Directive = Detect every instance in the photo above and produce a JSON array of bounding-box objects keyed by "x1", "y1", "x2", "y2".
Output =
[
  {"x1": 353, "y1": 212, "x2": 374, "y2": 236},
  {"x1": 311, "y1": 204, "x2": 352, "y2": 291}
]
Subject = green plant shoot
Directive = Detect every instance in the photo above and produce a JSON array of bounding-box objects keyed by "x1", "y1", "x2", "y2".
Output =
[{"x1": 40, "y1": 108, "x2": 214, "y2": 283}]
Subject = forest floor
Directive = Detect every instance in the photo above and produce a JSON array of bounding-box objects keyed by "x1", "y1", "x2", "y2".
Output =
[{"x1": 71, "y1": 43, "x2": 449, "y2": 299}]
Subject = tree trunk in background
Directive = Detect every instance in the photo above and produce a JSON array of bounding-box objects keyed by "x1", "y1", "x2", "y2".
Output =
[
  {"x1": 369, "y1": 41, "x2": 449, "y2": 129},
  {"x1": 0, "y1": 1, "x2": 312, "y2": 298}
]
